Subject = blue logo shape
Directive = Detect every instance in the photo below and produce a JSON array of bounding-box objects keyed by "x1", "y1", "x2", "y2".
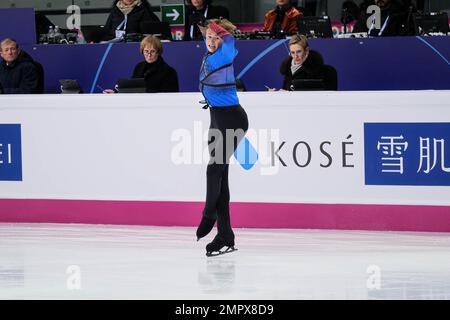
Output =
[
  {"x1": 0, "y1": 124, "x2": 22, "y2": 181},
  {"x1": 364, "y1": 123, "x2": 450, "y2": 186},
  {"x1": 234, "y1": 137, "x2": 258, "y2": 170}
]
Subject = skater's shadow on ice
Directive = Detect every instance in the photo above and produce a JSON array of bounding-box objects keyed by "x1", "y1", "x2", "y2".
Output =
[{"x1": 197, "y1": 257, "x2": 236, "y2": 294}]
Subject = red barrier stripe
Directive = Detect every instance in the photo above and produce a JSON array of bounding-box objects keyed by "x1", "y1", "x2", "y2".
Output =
[{"x1": 1, "y1": 199, "x2": 449, "y2": 232}]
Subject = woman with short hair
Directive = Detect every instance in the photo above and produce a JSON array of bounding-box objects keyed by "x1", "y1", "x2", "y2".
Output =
[
  {"x1": 280, "y1": 34, "x2": 326, "y2": 90},
  {"x1": 104, "y1": 35, "x2": 179, "y2": 93}
]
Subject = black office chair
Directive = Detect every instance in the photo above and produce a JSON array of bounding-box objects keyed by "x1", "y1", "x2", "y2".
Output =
[
  {"x1": 321, "y1": 64, "x2": 338, "y2": 91},
  {"x1": 32, "y1": 60, "x2": 45, "y2": 94}
]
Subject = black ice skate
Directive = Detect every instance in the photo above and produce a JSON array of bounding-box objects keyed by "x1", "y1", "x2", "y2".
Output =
[
  {"x1": 205, "y1": 235, "x2": 237, "y2": 257},
  {"x1": 196, "y1": 216, "x2": 216, "y2": 241}
]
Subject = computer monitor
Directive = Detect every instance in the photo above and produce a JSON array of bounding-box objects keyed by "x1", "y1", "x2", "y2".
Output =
[
  {"x1": 140, "y1": 21, "x2": 172, "y2": 40},
  {"x1": 414, "y1": 12, "x2": 449, "y2": 35},
  {"x1": 59, "y1": 79, "x2": 82, "y2": 94},
  {"x1": 296, "y1": 16, "x2": 333, "y2": 38},
  {"x1": 80, "y1": 25, "x2": 106, "y2": 43},
  {"x1": 116, "y1": 78, "x2": 147, "y2": 93},
  {"x1": 290, "y1": 79, "x2": 325, "y2": 91}
]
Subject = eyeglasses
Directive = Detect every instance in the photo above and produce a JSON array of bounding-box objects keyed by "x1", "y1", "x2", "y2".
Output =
[{"x1": 143, "y1": 49, "x2": 157, "y2": 55}]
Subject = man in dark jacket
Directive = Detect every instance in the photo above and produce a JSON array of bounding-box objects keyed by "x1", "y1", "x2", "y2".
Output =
[
  {"x1": 184, "y1": 0, "x2": 230, "y2": 41},
  {"x1": 0, "y1": 38, "x2": 39, "y2": 94},
  {"x1": 103, "y1": 0, "x2": 160, "y2": 41}
]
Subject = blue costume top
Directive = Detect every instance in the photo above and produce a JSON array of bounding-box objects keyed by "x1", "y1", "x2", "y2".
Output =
[{"x1": 199, "y1": 35, "x2": 240, "y2": 107}]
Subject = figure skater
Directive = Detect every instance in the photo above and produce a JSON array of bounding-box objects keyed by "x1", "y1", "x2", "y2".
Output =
[{"x1": 195, "y1": 19, "x2": 249, "y2": 256}]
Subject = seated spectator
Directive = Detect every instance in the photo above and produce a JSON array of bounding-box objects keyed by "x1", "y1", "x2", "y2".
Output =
[
  {"x1": 263, "y1": 0, "x2": 303, "y2": 35},
  {"x1": 104, "y1": 35, "x2": 179, "y2": 93},
  {"x1": 184, "y1": 0, "x2": 230, "y2": 41},
  {"x1": 354, "y1": 0, "x2": 412, "y2": 36},
  {"x1": 0, "y1": 38, "x2": 39, "y2": 94},
  {"x1": 279, "y1": 35, "x2": 325, "y2": 91},
  {"x1": 103, "y1": 0, "x2": 160, "y2": 41}
]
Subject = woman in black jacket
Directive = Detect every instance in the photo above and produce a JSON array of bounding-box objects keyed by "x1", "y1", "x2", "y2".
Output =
[
  {"x1": 183, "y1": 0, "x2": 230, "y2": 41},
  {"x1": 103, "y1": 35, "x2": 179, "y2": 93},
  {"x1": 280, "y1": 34, "x2": 325, "y2": 91},
  {"x1": 132, "y1": 36, "x2": 179, "y2": 92},
  {"x1": 103, "y1": 0, "x2": 160, "y2": 41}
]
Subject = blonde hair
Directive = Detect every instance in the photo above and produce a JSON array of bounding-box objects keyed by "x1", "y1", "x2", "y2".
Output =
[
  {"x1": 140, "y1": 35, "x2": 163, "y2": 55},
  {"x1": 288, "y1": 34, "x2": 309, "y2": 50},
  {"x1": 207, "y1": 18, "x2": 237, "y2": 33},
  {"x1": 0, "y1": 38, "x2": 18, "y2": 51}
]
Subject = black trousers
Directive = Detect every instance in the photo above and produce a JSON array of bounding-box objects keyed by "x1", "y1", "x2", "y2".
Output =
[{"x1": 203, "y1": 105, "x2": 249, "y2": 240}]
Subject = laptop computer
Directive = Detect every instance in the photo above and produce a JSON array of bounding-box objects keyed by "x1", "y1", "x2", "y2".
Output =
[
  {"x1": 414, "y1": 12, "x2": 449, "y2": 35},
  {"x1": 115, "y1": 78, "x2": 147, "y2": 93},
  {"x1": 80, "y1": 25, "x2": 106, "y2": 43},
  {"x1": 290, "y1": 79, "x2": 325, "y2": 91},
  {"x1": 59, "y1": 79, "x2": 82, "y2": 94},
  {"x1": 296, "y1": 16, "x2": 333, "y2": 38}
]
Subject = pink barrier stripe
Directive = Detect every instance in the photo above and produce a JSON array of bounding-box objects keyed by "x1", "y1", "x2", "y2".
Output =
[{"x1": 0, "y1": 199, "x2": 450, "y2": 232}]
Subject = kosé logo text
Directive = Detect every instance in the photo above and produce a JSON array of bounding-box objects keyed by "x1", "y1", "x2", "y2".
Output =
[{"x1": 170, "y1": 122, "x2": 355, "y2": 176}]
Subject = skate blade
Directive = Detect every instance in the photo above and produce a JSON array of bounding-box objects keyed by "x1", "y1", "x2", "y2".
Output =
[{"x1": 206, "y1": 246, "x2": 238, "y2": 257}]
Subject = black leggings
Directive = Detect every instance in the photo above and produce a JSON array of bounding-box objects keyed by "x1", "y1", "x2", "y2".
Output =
[{"x1": 203, "y1": 105, "x2": 249, "y2": 240}]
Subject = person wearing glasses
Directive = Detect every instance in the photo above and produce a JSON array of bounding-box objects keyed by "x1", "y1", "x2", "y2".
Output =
[{"x1": 104, "y1": 35, "x2": 179, "y2": 93}]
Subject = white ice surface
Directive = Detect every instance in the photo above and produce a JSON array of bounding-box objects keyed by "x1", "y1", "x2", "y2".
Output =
[{"x1": 1, "y1": 223, "x2": 450, "y2": 300}]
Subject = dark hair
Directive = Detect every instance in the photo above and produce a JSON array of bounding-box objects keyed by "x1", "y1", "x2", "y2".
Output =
[{"x1": 342, "y1": 1, "x2": 361, "y2": 23}]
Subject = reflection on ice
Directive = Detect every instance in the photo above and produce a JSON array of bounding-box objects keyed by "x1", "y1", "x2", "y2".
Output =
[{"x1": 1, "y1": 223, "x2": 450, "y2": 299}]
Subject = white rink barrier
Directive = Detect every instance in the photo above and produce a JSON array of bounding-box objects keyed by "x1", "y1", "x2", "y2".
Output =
[{"x1": 1, "y1": 91, "x2": 450, "y2": 231}]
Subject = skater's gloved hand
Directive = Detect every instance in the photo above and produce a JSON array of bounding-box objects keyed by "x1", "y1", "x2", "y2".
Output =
[{"x1": 207, "y1": 23, "x2": 230, "y2": 38}]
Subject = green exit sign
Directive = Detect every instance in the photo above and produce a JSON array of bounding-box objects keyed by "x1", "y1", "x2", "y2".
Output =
[{"x1": 161, "y1": 4, "x2": 185, "y2": 26}]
